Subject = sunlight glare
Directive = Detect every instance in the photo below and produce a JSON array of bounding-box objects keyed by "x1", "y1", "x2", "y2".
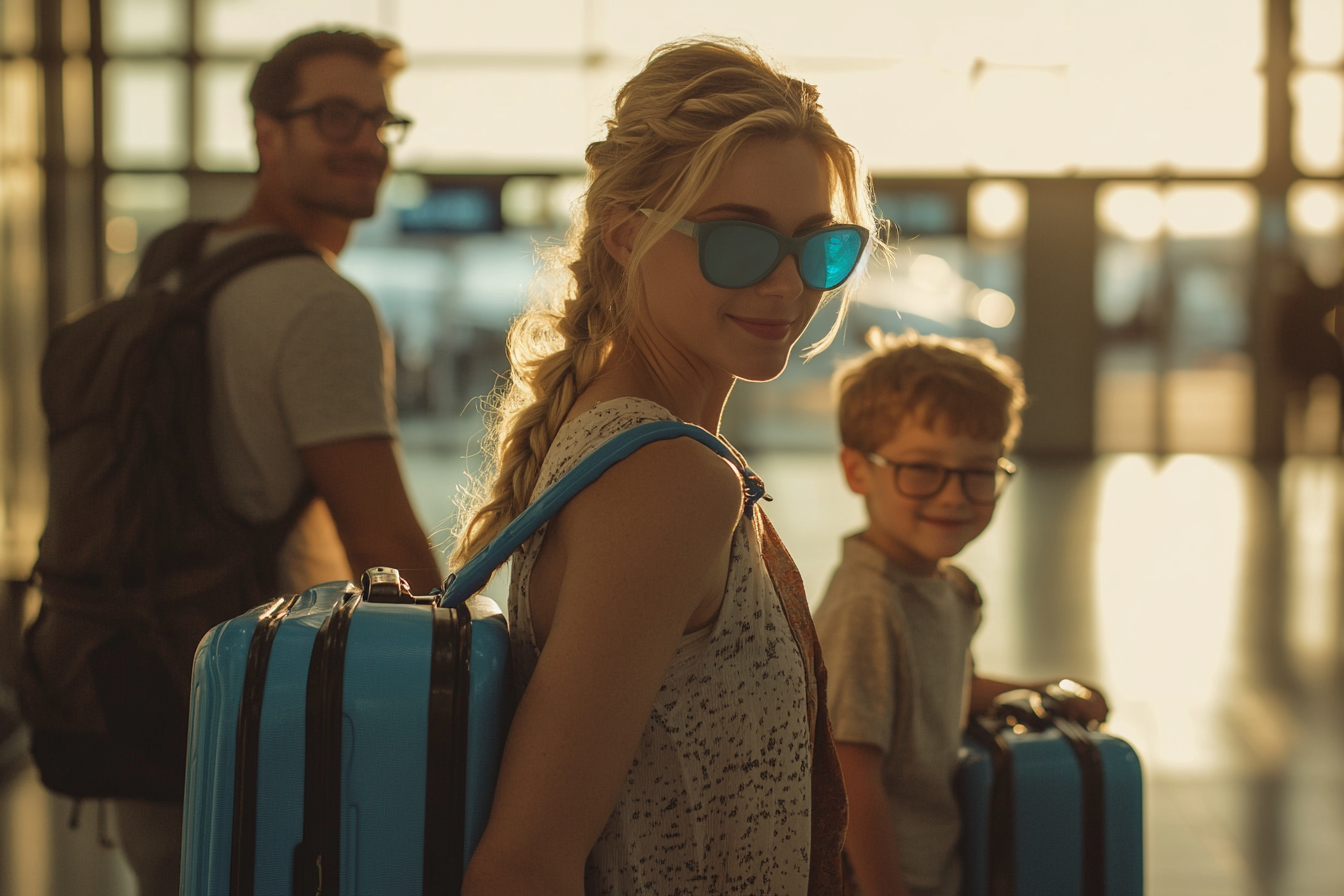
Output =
[
  {"x1": 1282, "y1": 458, "x2": 1342, "y2": 681},
  {"x1": 1164, "y1": 184, "x2": 1258, "y2": 240},
  {"x1": 968, "y1": 180, "x2": 1027, "y2": 240},
  {"x1": 909, "y1": 253, "x2": 957, "y2": 292},
  {"x1": 1096, "y1": 184, "x2": 1163, "y2": 241},
  {"x1": 1292, "y1": 70, "x2": 1344, "y2": 174},
  {"x1": 1294, "y1": 0, "x2": 1344, "y2": 66},
  {"x1": 1093, "y1": 454, "x2": 1250, "y2": 773},
  {"x1": 971, "y1": 288, "x2": 1015, "y2": 328},
  {"x1": 1288, "y1": 180, "x2": 1344, "y2": 236}
]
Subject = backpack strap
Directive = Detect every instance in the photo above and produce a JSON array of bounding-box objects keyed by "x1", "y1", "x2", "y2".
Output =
[
  {"x1": 172, "y1": 229, "x2": 319, "y2": 311},
  {"x1": 439, "y1": 419, "x2": 766, "y2": 607},
  {"x1": 129, "y1": 221, "x2": 216, "y2": 293}
]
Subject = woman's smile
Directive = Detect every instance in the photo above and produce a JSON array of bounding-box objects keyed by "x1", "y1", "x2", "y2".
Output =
[{"x1": 727, "y1": 314, "x2": 794, "y2": 341}]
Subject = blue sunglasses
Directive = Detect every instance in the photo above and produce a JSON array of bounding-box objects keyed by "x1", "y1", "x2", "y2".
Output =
[{"x1": 639, "y1": 208, "x2": 871, "y2": 291}]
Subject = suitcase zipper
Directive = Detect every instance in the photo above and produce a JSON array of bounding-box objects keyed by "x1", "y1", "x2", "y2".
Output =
[{"x1": 229, "y1": 593, "x2": 300, "y2": 896}]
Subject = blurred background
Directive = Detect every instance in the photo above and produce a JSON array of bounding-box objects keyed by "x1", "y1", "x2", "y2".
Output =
[{"x1": 3, "y1": 0, "x2": 1344, "y2": 893}]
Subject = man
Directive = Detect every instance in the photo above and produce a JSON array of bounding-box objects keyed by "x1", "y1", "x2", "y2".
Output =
[{"x1": 114, "y1": 30, "x2": 442, "y2": 895}]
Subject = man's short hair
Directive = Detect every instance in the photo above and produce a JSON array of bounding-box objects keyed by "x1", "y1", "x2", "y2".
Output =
[
  {"x1": 834, "y1": 327, "x2": 1027, "y2": 453},
  {"x1": 249, "y1": 30, "x2": 405, "y2": 116}
]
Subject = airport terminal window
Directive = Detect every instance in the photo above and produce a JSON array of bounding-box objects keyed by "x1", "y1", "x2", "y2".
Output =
[
  {"x1": 1093, "y1": 182, "x2": 1259, "y2": 455},
  {"x1": 89, "y1": 0, "x2": 1292, "y2": 454},
  {"x1": 1292, "y1": 0, "x2": 1344, "y2": 175}
]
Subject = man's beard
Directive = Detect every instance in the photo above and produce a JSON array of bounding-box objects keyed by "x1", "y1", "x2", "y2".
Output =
[{"x1": 294, "y1": 154, "x2": 386, "y2": 220}]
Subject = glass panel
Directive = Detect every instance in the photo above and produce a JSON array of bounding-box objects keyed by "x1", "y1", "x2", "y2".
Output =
[
  {"x1": 1164, "y1": 71, "x2": 1264, "y2": 174},
  {"x1": 1164, "y1": 183, "x2": 1259, "y2": 240},
  {"x1": 104, "y1": 60, "x2": 188, "y2": 169},
  {"x1": 1288, "y1": 180, "x2": 1344, "y2": 236},
  {"x1": 1, "y1": 0, "x2": 35, "y2": 55},
  {"x1": 103, "y1": 173, "x2": 189, "y2": 294},
  {"x1": 969, "y1": 68, "x2": 1071, "y2": 174},
  {"x1": 801, "y1": 61, "x2": 970, "y2": 175},
  {"x1": 1288, "y1": 180, "x2": 1344, "y2": 284},
  {"x1": 197, "y1": 0, "x2": 382, "y2": 55},
  {"x1": 103, "y1": 0, "x2": 189, "y2": 54},
  {"x1": 63, "y1": 57, "x2": 94, "y2": 168},
  {"x1": 397, "y1": 0, "x2": 584, "y2": 55},
  {"x1": 62, "y1": 0, "x2": 90, "y2": 54},
  {"x1": 395, "y1": 65, "x2": 587, "y2": 171},
  {"x1": 1293, "y1": 70, "x2": 1344, "y2": 175},
  {"x1": 1295, "y1": 0, "x2": 1344, "y2": 66},
  {"x1": 197, "y1": 61, "x2": 258, "y2": 172},
  {"x1": 1, "y1": 60, "x2": 41, "y2": 162}
]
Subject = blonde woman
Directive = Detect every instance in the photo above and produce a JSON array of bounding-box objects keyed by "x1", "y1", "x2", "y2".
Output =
[{"x1": 458, "y1": 38, "x2": 880, "y2": 896}]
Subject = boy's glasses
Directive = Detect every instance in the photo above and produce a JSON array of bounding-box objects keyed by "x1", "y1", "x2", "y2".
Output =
[
  {"x1": 274, "y1": 99, "x2": 413, "y2": 147},
  {"x1": 864, "y1": 454, "x2": 1016, "y2": 505},
  {"x1": 639, "y1": 208, "x2": 871, "y2": 291}
]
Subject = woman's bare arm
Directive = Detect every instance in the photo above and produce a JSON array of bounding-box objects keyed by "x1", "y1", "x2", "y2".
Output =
[{"x1": 461, "y1": 440, "x2": 744, "y2": 896}]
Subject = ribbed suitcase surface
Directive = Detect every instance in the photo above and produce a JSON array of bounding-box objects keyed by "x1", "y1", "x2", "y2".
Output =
[
  {"x1": 180, "y1": 579, "x2": 511, "y2": 896},
  {"x1": 957, "y1": 719, "x2": 1144, "y2": 896}
]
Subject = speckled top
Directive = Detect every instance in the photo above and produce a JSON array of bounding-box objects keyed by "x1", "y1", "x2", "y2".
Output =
[{"x1": 509, "y1": 397, "x2": 814, "y2": 895}]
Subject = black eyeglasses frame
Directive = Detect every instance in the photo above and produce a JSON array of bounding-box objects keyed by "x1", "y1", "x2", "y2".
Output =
[
  {"x1": 273, "y1": 99, "x2": 414, "y2": 147},
  {"x1": 864, "y1": 453, "x2": 1017, "y2": 505}
]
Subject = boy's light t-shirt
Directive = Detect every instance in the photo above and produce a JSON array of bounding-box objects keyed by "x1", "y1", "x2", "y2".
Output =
[{"x1": 813, "y1": 533, "x2": 982, "y2": 894}]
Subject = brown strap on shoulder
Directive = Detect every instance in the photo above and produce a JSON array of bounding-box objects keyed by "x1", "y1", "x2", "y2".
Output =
[{"x1": 756, "y1": 511, "x2": 848, "y2": 896}]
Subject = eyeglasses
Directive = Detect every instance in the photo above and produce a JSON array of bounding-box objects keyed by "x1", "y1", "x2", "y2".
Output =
[
  {"x1": 274, "y1": 99, "x2": 413, "y2": 147},
  {"x1": 639, "y1": 208, "x2": 871, "y2": 291},
  {"x1": 864, "y1": 454, "x2": 1016, "y2": 505}
]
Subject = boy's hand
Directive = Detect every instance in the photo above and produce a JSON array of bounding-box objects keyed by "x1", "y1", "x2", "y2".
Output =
[{"x1": 1043, "y1": 679, "x2": 1109, "y2": 727}]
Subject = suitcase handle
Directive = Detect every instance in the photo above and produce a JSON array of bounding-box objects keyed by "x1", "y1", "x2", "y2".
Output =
[
  {"x1": 362, "y1": 566, "x2": 414, "y2": 604},
  {"x1": 438, "y1": 420, "x2": 765, "y2": 608}
]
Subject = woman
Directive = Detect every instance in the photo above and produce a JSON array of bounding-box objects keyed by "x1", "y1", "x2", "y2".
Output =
[{"x1": 457, "y1": 37, "x2": 880, "y2": 896}]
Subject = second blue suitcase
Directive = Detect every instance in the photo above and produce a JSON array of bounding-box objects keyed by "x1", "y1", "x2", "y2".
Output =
[{"x1": 957, "y1": 693, "x2": 1144, "y2": 896}]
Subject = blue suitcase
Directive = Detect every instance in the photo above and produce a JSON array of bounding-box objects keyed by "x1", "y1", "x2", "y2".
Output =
[
  {"x1": 180, "y1": 419, "x2": 759, "y2": 896},
  {"x1": 180, "y1": 574, "x2": 512, "y2": 896},
  {"x1": 957, "y1": 691, "x2": 1144, "y2": 896}
]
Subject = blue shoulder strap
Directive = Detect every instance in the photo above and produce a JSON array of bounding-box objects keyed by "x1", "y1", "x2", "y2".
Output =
[{"x1": 439, "y1": 419, "x2": 765, "y2": 608}]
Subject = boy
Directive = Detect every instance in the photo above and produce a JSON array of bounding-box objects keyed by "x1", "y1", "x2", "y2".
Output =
[{"x1": 814, "y1": 328, "x2": 1107, "y2": 896}]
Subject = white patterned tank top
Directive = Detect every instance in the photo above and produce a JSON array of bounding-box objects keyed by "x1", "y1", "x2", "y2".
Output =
[{"x1": 509, "y1": 398, "x2": 814, "y2": 895}]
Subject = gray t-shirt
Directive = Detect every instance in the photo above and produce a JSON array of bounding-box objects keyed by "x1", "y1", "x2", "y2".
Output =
[
  {"x1": 813, "y1": 534, "x2": 982, "y2": 895},
  {"x1": 205, "y1": 226, "x2": 397, "y2": 594}
]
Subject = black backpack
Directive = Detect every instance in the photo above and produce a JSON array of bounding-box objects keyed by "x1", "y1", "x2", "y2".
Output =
[{"x1": 20, "y1": 221, "x2": 319, "y2": 801}]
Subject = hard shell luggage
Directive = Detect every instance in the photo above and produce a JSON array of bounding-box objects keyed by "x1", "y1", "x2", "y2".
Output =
[
  {"x1": 182, "y1": 574, "x2": 511, "y2": 896},
  {"x1": 956, "y1": 690, "x2": 1144, "y2": 896},
  {"x1": 180, "y1": 419, "x2": 761, "y2": 896}
]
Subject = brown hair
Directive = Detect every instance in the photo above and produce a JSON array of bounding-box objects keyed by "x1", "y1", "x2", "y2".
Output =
[
  {"x1": 451, "y1": 36, "x2": 880, "y2": 568},
  {"x1": 835, "y1": 327, "x2": 1027, "y2": 453},
  {"x1": 249, "y1": 30, "x2": 404, "y2": 116}
]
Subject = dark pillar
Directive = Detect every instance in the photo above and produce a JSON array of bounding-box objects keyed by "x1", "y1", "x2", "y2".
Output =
[
  {"x1": 38, "y1": 0, "x2": 67, "y2": 330},
  {"x1": 1017, "y1": 179, "x2": 1099, "y2": 457},
  {"x1": 1252, "y1": 0, "x2": 1296, "y2": 460}
]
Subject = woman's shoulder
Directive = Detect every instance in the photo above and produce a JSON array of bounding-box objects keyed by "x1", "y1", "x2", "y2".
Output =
[
  {"x1": 535, "y1": 397, "x2": 698, "y2": 494},
  {"x1": 536, "y1": 396, "x2": 744, "y2": 528}
]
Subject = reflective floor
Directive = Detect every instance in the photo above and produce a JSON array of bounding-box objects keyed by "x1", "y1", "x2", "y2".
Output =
[{"x1": 3, "y1": 444, "x2": 1344, "y2": 894}]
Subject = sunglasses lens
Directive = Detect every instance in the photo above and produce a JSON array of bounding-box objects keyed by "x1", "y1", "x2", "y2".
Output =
[
  {"x1": 801, "y1": 228, "x2": 865, "y2": 289},
  {"x1": 702, "y1": 224, "x2": 781, "y2": 288}
]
